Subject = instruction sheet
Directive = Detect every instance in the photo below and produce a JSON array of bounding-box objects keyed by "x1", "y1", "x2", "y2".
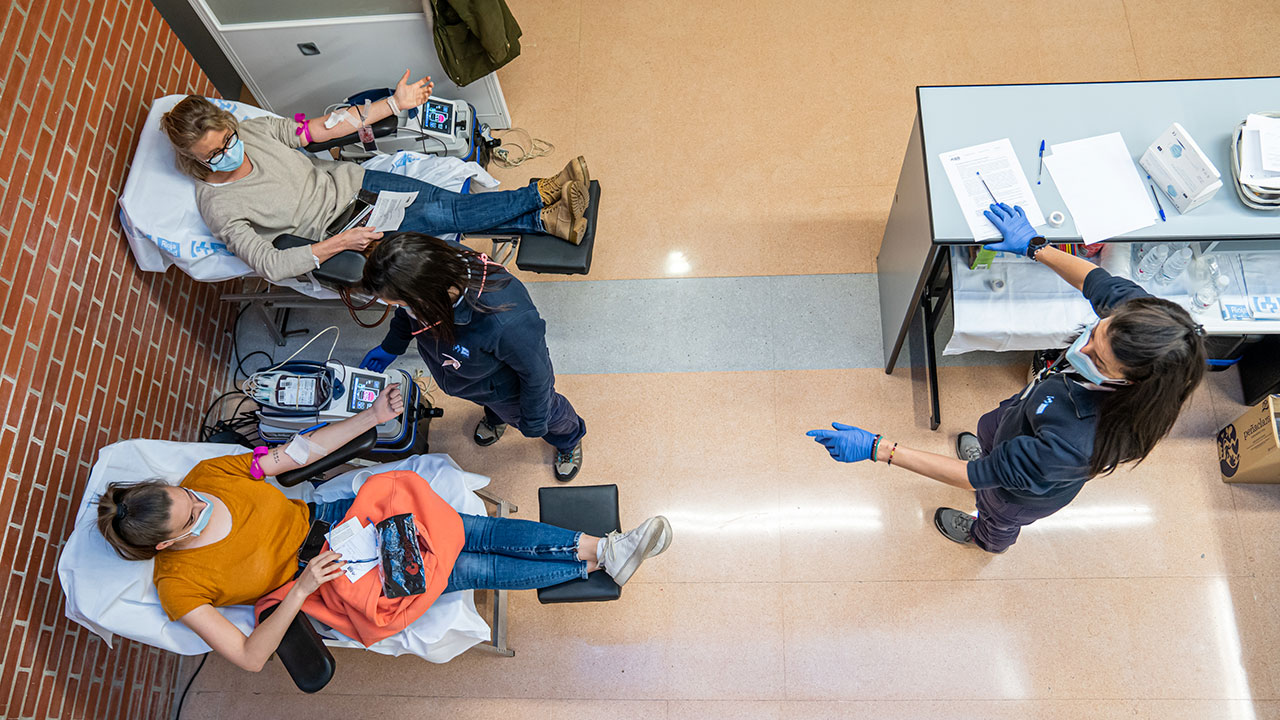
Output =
[
  {"x1": 940, "y1": 138, "x2": 1046, "y2": 242},
  {"x1": 368, "y1": 190, "x2": 418, "y2": 232},
  {"x1": 1044, "y1": 132, "x2": 1155, "y2": 244},
  {"x1": 326, "y1": 516, "x2": 379, "y2": 583}
]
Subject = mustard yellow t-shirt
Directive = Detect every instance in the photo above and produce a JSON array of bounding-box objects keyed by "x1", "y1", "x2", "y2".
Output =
[{"x1": 153, "y1": 453, "x2": 310, "y2": 621}]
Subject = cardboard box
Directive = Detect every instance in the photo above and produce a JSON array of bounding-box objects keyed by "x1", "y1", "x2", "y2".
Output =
[{"x1": 1217, "y1": 395, "x2": 1280, "y2": 483}]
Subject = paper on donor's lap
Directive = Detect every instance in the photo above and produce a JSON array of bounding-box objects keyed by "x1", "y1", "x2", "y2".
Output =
[
  {"x1": 327, "y1": 517, "x2": 379, "y2": 583},
  {"x1": 368, "y1": 190, "x2": 419, "y2": 232},
  {"x1": 940, "y1": 138, "x2": 1046, "y2": 241},
  {"x1": 1044, "y1": 132, "x2": 1155, "y2": 244}
]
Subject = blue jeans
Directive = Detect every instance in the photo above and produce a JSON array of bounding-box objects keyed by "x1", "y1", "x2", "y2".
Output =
[
  {"x1": 309, "y1": 501, "x2": 587, "y2": 591},
  {"x1": 444, "y1": 513, "x2": 587, "y2": 592},
  {"x1": 361, "y1": 170, "x2": 543, "y2": 235}
]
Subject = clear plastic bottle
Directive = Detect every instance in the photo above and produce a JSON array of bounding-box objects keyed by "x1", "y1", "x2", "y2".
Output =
[
  {"x1": 1155, "y1": 246, "x2": 1193, "y2": 286},
  {"x1": 1192, "y1": 274, "x2": 1231, "y2": 313},
  {"x1": 1134, "y1": 243, "x2": 1169, "y2": 283}
]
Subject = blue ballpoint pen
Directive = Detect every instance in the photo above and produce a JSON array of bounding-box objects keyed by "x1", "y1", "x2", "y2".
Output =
[
  {"x1": 1036, "y1": 140, "x2": 1045, "y2": 185},
  {"x1": 1147, "y1": 175, "x2": 1167, "y2": 221},
  {"x1": 976, "y1": 171, "x2": 999, "y2": 204}
]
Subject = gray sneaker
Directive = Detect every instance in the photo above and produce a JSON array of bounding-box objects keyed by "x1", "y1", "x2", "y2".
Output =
[
  {"x1": 553, "y1": 443, "x2": 582, "y2": 482},
  {"x1": 599, "y1": 516, "x2": 672, "y2": 586},
  {"x1": 474, "y1": 418, "x2": 507, "y2": 447},
  {"x1": 955, "y1": 432, "x2": 982, "y2": 462},
  {"x1": 933, "y1": 507, "x2": 1005, "y2": 553}
]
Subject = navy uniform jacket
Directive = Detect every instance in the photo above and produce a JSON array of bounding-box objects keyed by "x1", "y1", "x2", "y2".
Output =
[
  {"x1": 966, "y1": 268, "x2": 1151, "y2": 507},
  {"x1": 379, "y1": 269, "x2": 558, "y2": 437}
]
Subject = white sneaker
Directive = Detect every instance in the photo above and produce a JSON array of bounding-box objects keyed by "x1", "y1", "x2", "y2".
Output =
[{"x1": 598, "y1": 516, "x2": 672, "y2": 586}]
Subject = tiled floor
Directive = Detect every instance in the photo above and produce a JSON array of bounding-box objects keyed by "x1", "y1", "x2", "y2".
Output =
[{"x1": 187, "y1": 0, "x2": 1280, "y2": 717}]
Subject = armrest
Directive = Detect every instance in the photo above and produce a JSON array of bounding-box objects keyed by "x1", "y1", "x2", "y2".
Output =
[
  {"x1": 273, "y1": 234, "x2": 365, "y2": 287},
  {"x1": 276, "y1": 427, "x2": 378, "y2": 488},
  {"x1": 256, "y1": 605, "x2": 335, "y2": 693},
  {"x1": 304, "y1": 113, "x2": 398, "y2": 153}
]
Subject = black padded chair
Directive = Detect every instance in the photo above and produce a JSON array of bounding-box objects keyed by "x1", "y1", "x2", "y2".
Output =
[{"x1": 536, "y1": 484, "x2": 622, "y2": 604}]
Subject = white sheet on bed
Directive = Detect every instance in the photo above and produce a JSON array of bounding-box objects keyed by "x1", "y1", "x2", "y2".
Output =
[{"x1": 57, "y1": 440, "x2": 492, "y2": 662}]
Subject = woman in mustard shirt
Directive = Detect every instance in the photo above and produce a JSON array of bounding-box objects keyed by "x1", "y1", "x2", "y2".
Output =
[{"x1": 97, "y1": 386, "x2": 670, "y2": 671}]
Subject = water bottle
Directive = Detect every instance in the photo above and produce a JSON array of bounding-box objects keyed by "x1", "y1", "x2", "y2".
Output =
[
  {"x1": 1134, "y1": 243, "x2": 1169, "y2": 283},
  {"x1": 1155, "y1": 247, "x2": 1193, "y2": 286},
  {"x1": 1192, "y1": 275, "x2": 1231, "y2": 313}
]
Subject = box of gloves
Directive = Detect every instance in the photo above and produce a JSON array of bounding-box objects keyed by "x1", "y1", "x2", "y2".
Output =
[{"x1": 1140, "y1": 123, "x2": 1222, "y2": 214}]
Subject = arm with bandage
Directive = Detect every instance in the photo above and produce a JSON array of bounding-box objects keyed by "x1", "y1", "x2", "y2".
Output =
[
  {"x1": 252, "y1": 384, "x2": 405, "y2": 478},
  {"x1": 298, "y1": 70, "x2": 434, "y2": 146}
]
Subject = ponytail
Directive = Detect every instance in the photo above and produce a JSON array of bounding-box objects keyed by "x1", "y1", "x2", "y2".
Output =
[{"x1": 96, "y1": 481, "x2": 174, "y2": 561}]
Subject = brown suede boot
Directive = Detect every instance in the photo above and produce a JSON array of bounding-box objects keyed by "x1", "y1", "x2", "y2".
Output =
[
  {"x1": 538, "y1": 192, "x2": 589, "y2": 244},
  {"x1": 535, "y1": 156, "x2": 590, "y2": 205}
]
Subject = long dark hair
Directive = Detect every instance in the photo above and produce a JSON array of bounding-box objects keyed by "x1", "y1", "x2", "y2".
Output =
[
  {"x1": 97, "y1": 481, "x2": 174, "y2": 561},
  {"x1": 361, "y1": 233, "x2": 512, "y2": 347},
  {"x1": 1088, "y1": 296, "x2": 1206, "y2": 476}
]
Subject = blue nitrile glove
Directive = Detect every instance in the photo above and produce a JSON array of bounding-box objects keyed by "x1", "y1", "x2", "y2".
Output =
[
  {"x1": 360, "y1": 346, "x2": 399, "y2": 372},
  {"x1": 805, "y1": 422, "x2": 877, "y2": 463},
  {"x1": 982, "y1": 202, "x2": 1037, "y2": 255}
]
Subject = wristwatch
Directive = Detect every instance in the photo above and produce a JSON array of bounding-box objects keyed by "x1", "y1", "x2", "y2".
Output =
[{"x1": 1026, "y1": 236, "x2": 1048, "y2": 261}]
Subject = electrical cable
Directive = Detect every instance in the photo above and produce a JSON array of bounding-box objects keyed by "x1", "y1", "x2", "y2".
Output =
[
  {"x1": 173, "y1": 652, "x2": 208, "y2": 720},
  {"x1": 490, "y1": 128, "x2": 553, "y2": 168}
]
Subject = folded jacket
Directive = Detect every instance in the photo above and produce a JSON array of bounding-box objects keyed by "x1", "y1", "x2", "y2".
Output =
[{"x1": 255, "y1": 470, "x2": 465, "y2": 646}]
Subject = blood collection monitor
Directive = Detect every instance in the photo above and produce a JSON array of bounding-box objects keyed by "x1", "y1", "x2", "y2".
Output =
[
  {"x1": 345, "y1": 371, "x2": 387, "y2": 414},
  {"x1": 418, "y1": 97, "x2": 468, "y2": 142}
]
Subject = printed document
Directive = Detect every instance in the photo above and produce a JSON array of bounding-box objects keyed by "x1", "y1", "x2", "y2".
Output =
[
  {"x1": 326, "y1": 516, "x2": 379, "y2": 583},
  {"x1": 1247, "y1": 114, "x2": 1280, "y2": 173},
  {"x1": 368, "y1": 190, "x2": 418, "y2": 232},
  {"x1": 1043, "y1": 133, "x2": 1155, "y2": 244},
  {"x1": 940, "y1": 138, "x2": 1046, "y2": 241}
]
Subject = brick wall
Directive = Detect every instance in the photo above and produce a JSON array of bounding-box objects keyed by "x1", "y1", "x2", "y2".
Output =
[{"x1": 0, "y1": 2, "x2": 234, "y2": 718}]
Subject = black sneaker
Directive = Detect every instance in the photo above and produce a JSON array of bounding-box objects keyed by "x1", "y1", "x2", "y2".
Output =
[
  {"x1": 474, "y1": 418, "x2": 507, "y2": 447},
  {"x1": 933, "y1": 507, "x2": 1006, "y2": 553},
  {"x1": 955, "y1": 432, "x2": 983, "y2": 462},
  {"x1": 553, "y1": 443, "x2": 582, "y2": 482}
]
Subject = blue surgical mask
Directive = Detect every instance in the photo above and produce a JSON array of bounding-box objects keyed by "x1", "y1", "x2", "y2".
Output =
[
  {"x1": 170, "y1": 490, "x2": 213, "y2": 542},
  {"x1": 207, "y1": 136, "x2": 244, "y2": 172},
  {"x1": 1065, "y1": 321, "x2": 1127, "y2": 385}
]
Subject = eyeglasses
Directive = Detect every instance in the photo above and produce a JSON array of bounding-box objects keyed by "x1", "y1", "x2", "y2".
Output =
[{"x1": 206, "y1": 131, "x2": 238, "y2": 166}]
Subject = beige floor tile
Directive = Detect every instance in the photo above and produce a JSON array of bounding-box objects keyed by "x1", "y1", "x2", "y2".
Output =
[
  {"x1": 668, "y1": 700, "x2": 783, "y2": 719},
  {"x1": 1125, "y1": 0, "x2": 1280, "y2": 80},
  {"x1": 778, "y1": 699, "x2": 1280, "y2": 720},
  {"x1": 781, "y1": 576, "x2": 1278, "y2": 701},
  {"x1": 181, "y1": 695, "x2": 667, "y2": 720}
]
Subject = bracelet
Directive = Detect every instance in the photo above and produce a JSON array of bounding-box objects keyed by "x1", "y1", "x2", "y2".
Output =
[
  {"x1": 293, "y1": 113, "x2": 313, "y2": 144},
  {"x1": 386, "y1": 96, "x2": 401, "y2": 115},
  {"x1": 886, "y1": 443, "x2": 899, "y2": 467},
  {"x1": 871, "y1": 434, "x2": 882, "y2": 462},
  {"x1": 249, "y1": 446, "x2": 270, "y2": 479}
]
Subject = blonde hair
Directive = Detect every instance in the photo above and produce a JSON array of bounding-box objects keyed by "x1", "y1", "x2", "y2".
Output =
[{"x1": 160, "y1": 95, "x2": 238, "y2": 180}]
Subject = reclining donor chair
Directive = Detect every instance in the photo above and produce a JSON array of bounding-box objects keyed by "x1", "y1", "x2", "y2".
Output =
[
  {"x1": 59, "y1": 436, "x2": 623, "y2": 693},
  {"x1": 119, "y1": 95, "x2": 602, "y2": 344}
]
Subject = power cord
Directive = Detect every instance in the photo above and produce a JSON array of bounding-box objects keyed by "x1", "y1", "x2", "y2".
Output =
[
  {"x1": 174, "y1": 653, "x2": 208, "y2": 720},
  {"x1": 490, "y1": 128, "x2": 553, "y2": 168}
]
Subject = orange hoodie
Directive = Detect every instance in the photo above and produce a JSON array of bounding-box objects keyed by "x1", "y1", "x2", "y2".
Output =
[{"x1": 255, "y1": 470, "x2": 465, "y2": 646}]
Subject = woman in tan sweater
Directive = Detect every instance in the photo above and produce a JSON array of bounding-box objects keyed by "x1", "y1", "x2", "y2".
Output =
[{"x1": 161, "y1": 71, "x2": 590, "y2": 283}]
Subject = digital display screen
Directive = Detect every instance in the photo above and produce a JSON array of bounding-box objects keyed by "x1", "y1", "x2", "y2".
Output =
[
  {"x1": 347, "y1": 372, "x2": 387, "y2": 414},
  {"x1": 423, "y1": 100, "x2": 453, "y2": 134}
]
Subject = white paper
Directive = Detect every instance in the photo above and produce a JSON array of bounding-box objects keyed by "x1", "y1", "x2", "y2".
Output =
[
  {"x1": 1246, "y1": 114, "x2": 1280, "y2": 173},
  {"x1": 367, "y1": 190, "x2": 419, "y2": 232},
  {"x1": 940, "y1": 138, "x2": 1046, "y2": 241},
  {"x1": 1240, "y1": 129, "x2": 1280, "y2": 190},
  {"x1": 326, "y1": 517, "x2": 380, "y2": 582},
  {"x1": 1043, "y1": 133, "x2": 1156, "y2": 244}
]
